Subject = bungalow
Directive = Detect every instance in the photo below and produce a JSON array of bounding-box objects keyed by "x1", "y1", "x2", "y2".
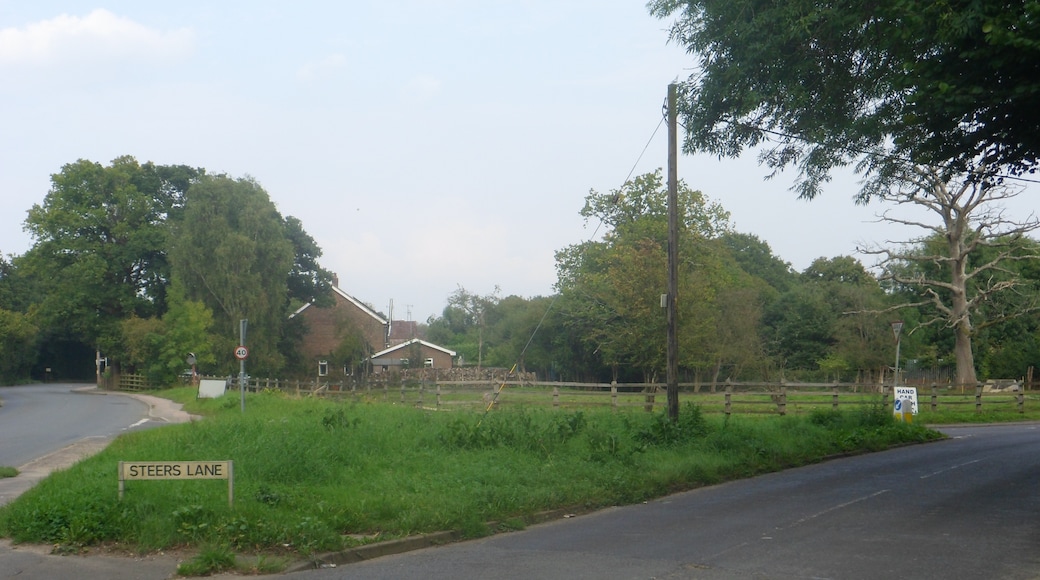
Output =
[{"x1": 369, "y1": 339, "x2": 457, "y2": 373}]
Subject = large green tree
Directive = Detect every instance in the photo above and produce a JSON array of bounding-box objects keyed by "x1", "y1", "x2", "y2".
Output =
[
  {"x1": 648, "y1": 0, "x2": 1040, "y2": 196},
  {"x1": 554, "y1": 170, "x2": 732, "y2": 383},
  {"x1": 649, "y1": 0, "x2": 1040, "y2": 197},
  {"x1": 650, "y1": 1, "x2": 1040, "y2": 387},
  {"x1": 283, "y1": 215, "x2": 335, "y2": 309},
  {"x1": 21, "y1": 157, "x2": 202, "y2": 359},
  {"x1": 169, "y1": 175, "x2": 295, "y2": 376}
]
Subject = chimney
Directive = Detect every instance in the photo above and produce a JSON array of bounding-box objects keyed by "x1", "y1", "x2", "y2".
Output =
[{"x1": 332, "y1": 273, "x2": 339, "y2": 288}]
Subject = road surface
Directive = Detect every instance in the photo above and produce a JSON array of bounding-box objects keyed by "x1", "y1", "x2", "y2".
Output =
[{"x1": 0, "y1": 383, "x2": 149, "y2": 468}]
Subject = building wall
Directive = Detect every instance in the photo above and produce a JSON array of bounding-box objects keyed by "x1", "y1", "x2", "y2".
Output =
[{"x1": 296, "y1": 291, "x2": 387, "y2": 362}]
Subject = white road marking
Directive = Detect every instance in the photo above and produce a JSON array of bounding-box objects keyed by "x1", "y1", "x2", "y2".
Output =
[
  {"x1": 125, "y1": 418, "x2": 150, "y2": 430},
  {"x1": 783, "y1": 490, "x2": 890, "y2": 529},
  {"x1": 919, "y1": 459, "x2": 981, "y2": 480}
]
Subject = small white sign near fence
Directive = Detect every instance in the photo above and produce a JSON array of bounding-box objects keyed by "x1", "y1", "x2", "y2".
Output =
[{"x1": 198, "y1": 378, "x2": 227, "y2": 399}]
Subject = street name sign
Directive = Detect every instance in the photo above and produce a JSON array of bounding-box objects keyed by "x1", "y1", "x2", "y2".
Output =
[{"x1": 119, "y1": 461, "x2": 234, "y2": 505}]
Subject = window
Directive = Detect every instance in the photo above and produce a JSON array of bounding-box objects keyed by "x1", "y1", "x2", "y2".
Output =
[{"x1": 318, "y1": 360, "x2": 328, "y2": 376}]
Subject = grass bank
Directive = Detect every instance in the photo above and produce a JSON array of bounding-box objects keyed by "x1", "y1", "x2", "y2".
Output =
[{"x1": 0, "y1": 388, "x2": 940, "y2": 573}]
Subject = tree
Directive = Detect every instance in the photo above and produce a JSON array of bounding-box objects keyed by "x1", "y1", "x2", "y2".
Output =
[
  {"x1": 555, "y1": 170, "x2": 731, "y2": 382},
  {"x1": 0, "y1": 308, "x2": 37, "y2": 384},
  {"x1": 169, "y1": 175, "x2": 295, "y2": 376},
  {"x1": 482, "y1": 295, "x2": 558, "y2": 377},
  {"x1": 719, "y1": 232, "x2": 796, "y2": 293},
  {"x1": 648, "y1": 0, "x2": 1040, "y2": 198},
  {"x1": 442, "y1": 285, "x2": 500, "y2": 369},
  {"x1": 120, "y1": 282, "x2": 216, "y2": 385},
  {"x1": 864, "y1": 171, "x2": 1040, "y2": 387},
  {"x1": 21, "y1": 157, "x2": 201, "y2": 360},
  {"x1": 802, "y1": 256, "x2": 893, "y2": 381},
  {"x1": 283, "y1": 215, "x2": 334, "y2": 309},
  {"x1": 763, "y1": 286, "x2": 835, "y2": 373},
  {"x1": 649, "y1": 1, "x2": 1040, "y2": 385}
]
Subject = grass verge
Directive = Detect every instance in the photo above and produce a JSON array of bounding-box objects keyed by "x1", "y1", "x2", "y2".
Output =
[{"x1": 0, "y1": 389, "x2": 941, "y2": 574}]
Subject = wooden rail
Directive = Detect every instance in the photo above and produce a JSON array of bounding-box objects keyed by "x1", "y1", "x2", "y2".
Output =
[
  {"x1": 107, "y1": 374, "x2": 1031, "y2": 416},
  {"x1": 207, "y1": 377, "x2": 1033, "y2": 416}
]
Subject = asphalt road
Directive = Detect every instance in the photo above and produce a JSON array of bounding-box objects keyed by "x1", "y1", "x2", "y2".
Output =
[
  {"x1": 0, "y1": 383, "x2": 150, "y2": 468},
  {"x1": 287, "y1": 423, "x2": 1040, "y2": 580}
]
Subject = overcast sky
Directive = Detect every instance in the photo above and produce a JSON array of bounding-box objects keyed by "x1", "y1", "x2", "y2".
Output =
[{"x1": 2, "y1": 2, "x2": 1035, "y2": 322}]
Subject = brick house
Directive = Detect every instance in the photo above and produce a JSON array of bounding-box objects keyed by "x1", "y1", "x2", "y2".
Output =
[
  {"x1": 290, "y1": 279, "x2": 389, "y2": 376},
  {"x1": 369, "y1": 339, "x2": 456, "y2": 373},
  {"x1": 290, "y1": 277, "x2": 455, "y2": 375}
]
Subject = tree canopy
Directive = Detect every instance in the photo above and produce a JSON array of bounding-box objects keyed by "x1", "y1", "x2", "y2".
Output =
[
  {"x1": 169, "y1": 175, "x2": 295, "y2": 375},
  {"x1": 21, "y1": 157, "x2": 202, "y2": 354},
  {"x1": 649, "y1": 0, "x2": 1040, "y2": 198}
]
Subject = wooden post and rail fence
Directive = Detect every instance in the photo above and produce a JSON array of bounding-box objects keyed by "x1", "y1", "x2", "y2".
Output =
[{"x1": 106, "y1": 373, "x2": 1036, "y2": 416}]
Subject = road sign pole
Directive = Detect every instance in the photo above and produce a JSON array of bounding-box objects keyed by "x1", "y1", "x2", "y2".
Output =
[{"x1": 239, "y1": 319, "x2": 247, "y2": 413}]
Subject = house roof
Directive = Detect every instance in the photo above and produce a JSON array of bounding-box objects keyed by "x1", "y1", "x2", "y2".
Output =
[
  {"x1": 370, "y1": 338, "x2": 456, "y2": 359},
  {"x1": 388, "y1": 320, "x2": 419, "y2": 340},
  {"x1": 290, "y1": 286, "x2": 388, "y2": 325}
]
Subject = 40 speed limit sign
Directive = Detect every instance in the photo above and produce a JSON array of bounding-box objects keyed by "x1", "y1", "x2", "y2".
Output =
[{"x1": 234, "y1": 346, "x2": 249, "y2": 360}]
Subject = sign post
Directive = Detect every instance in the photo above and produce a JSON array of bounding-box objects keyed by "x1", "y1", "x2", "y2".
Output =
[
  {"x1": 237, "y1": 319, "x2": 248, "y2": 413},
  {"x1": 891, "y1": 320, "x2": 904, "y2": 389}
]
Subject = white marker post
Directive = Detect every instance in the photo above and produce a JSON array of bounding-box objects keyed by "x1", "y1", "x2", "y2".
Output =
[{"x1": 894, "y1": 386, "x2": 918, "y2": 423}]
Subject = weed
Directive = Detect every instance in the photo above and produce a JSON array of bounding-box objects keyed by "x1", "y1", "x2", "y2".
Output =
[
  {"x1": 173, "y1": 504, "x2": 214, "y2": 542},
  {"x1": 176, "y1": 544, "x2": 236, "y2": 576},
  {"x1": 636, "y1": 403, "x2": 707, "y2": 446}
]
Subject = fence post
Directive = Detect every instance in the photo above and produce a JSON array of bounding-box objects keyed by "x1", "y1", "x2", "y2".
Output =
[
  {"x1": 401, "y1": 383, "x2": 406, "y2": 404},
  {"x1": 553, "y1": 386, "x2": 559, "y2": 408},
  {"x1": 1018, "y1": 386, "x2": 1025, "y2": 414},
  {"x1": 975, "y1": 384, "x2": 982, "y2": 413},
  {"x1": 777, "y1": 385, "x2": 787, "y2": 416},
  {"x1": 611, "y1": 381, "x2": 618, "y2": 410},
  {"x1": 418, "y1": 382, "x2": 424, "y2": 408},
  {"x1": 832, "y1": 386, "x2": 839, "y2": 411},
  {"x1": 725, "y1": 384, "x2": 732, "y2": 416},
  {"x1": 436, "y1": 384, "x2": 441, "y2": 409},
  {"x1": 931, "y1": 383, "x2": 938, "y2": 412},
  {"x1": 882, "y1": 385, "x2": 889, "y2": 408}
]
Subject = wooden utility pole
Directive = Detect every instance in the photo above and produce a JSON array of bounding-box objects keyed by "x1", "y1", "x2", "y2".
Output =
[{"x1": 666, "y1": 83, "x2": 680, "y2": 421}]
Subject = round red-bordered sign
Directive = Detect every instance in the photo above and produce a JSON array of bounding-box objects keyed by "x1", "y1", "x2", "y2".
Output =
[{"x1": 234, "y1": 346, "x2": 249, "y2": 360}]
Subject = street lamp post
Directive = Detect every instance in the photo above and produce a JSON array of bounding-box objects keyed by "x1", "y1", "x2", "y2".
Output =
[{"x1": 891, "y1": 321, "x2": 904, "y2": 388}]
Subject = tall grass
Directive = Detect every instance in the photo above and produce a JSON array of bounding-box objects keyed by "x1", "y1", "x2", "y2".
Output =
[{"x1": 0, "y1": 390, "x2": 940, "y2": 562}]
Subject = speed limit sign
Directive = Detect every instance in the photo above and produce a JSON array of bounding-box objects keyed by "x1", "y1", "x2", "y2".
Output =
[{"x1": 234, "y1": 346, "x2": 249, "y2": 360}]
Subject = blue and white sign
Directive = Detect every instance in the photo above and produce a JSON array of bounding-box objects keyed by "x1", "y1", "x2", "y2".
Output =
[{"x1": 894, "y1": 386, "x2": 918, "y2": 415}]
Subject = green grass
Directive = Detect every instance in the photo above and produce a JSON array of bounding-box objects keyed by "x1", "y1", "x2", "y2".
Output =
[
  {"x1": 0, "y1": 389, "x2": 942, "y2": 574},
  {"x1": 0, "y1": 467, "x2": 18, "y2": 479}
]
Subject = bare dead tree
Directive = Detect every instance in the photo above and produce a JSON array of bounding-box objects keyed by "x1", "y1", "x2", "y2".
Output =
[{"x1": 859, "y1": 166, "x2": 1040, "y2": 388}]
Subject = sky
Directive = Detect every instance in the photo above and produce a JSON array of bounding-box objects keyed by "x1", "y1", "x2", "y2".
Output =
[{"x1": 2, "y1": 2, "x2": 1036, "y2": 323}]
